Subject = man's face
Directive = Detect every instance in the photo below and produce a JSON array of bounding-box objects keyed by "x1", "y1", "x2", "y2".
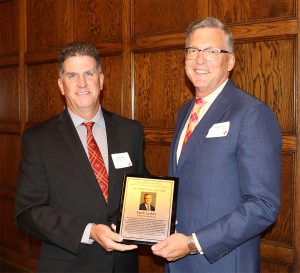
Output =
[
  {"x1": 144, "y1": 194, "x2": 152, "y2": 205},
  {"x1": 185, "y1": 27, "x2": 235, "y2": 98},
  {"x1": 58, "y1": 55, "x2": 104, "y2": 119}
]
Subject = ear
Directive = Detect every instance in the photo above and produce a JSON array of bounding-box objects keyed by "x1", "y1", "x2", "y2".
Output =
[
  {"x1": 99, "y1": 72, "x2": 104, "y2": 90},
  {"x1": 227, "y1": 54, "x2": 235, "y2": 72},
  {"x1": 58, "y1": 78, "x2": 65, "y2": 95}
]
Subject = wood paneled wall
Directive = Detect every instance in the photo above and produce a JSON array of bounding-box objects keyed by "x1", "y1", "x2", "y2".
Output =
[{"x1": 0, "y1": 0, "x2": 298, "y2": 272}]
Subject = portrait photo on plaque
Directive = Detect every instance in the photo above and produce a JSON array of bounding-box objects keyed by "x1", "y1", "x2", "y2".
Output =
[
  {"x1": 116, "y1": 174, "x2": 178, "y2": 245},
  {"x1": 139, "y1": 192, "x2": 156, "y2": 211}
]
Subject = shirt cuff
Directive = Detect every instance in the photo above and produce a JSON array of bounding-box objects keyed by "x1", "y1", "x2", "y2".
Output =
[
  {"x1": 81, "y1": 223, "x2": 95, "y2": 244},
  {"x1": 192, "y1": 233, "x2": 204, "y2": 254}
]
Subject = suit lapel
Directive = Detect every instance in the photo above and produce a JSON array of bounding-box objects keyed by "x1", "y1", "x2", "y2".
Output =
[
  {"x1": 57, "y1": 110, "x2": 104, "y2": 200},
  {"x1": 176, "y1": 81, "x2": 237, "y2": 173},
  {"x1": 102, "y1": 109, "x2": 120, "y2": 204},
  {"x1": 170, "y1": 100, "x2": 194, "y2": 175}
]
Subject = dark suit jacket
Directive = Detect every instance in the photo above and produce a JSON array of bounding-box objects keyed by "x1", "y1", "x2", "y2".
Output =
[
  {"x1": 168, "y1": 80, "x2": 282, "y2": 273},
  {"x1": 15, "y1": 108, "x2": 147, "y2": 273},
  {"x1": 139, "y1": 203, "x2": 155, "y2": 211}
]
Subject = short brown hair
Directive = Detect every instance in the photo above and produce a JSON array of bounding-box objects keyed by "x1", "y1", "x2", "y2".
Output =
[{"x1": 58, "y1": 42, "x2": 101, "y2": 76}]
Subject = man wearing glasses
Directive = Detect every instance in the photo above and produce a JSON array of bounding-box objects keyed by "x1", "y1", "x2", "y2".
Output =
[{"x1": 152, "y1": 17, "x2": 281, "y2": 273}]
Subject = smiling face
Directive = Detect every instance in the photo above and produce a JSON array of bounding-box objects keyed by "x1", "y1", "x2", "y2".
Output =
[
  {"x1": 185, "y1": 27, "x2": 235, "y2": 98},
  {"x1": 58, "y1": 55, "x2": 104, "y2": 120}
]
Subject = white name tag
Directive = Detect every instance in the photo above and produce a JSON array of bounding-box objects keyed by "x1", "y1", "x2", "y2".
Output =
[
  {"x1": 111, "y1": 152, "x2": 133, "y2": 169},
  {"x1": 206, "y1": 121, "x2": 230, "y2": 138}
]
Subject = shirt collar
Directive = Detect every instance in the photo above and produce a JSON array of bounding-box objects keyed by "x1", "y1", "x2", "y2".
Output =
[{"x1": 67, "y1": 107, "x2": 105, "y2": 128}]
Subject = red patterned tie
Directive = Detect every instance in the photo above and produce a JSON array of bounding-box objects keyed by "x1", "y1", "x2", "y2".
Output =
[
  {"x1": 182, "y1": 98, "x2": 206, "y2": 148},
  {"x1": 83, "y1": 122, "x2": 108, "y2": 202}
]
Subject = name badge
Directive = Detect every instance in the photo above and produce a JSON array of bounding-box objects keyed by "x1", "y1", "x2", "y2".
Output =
[
  {"x1": 206, "y1": 121, "x2": 230, "y2": 138},
  {"x1": 111, "y1": 152, "x2": 133, "y2": 169}
]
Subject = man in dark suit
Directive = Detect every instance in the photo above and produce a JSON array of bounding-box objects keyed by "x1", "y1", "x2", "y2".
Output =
[
  {"x1": 15, "y1": 42, "x2": 148, "y2": 272},
  {"x1": 152, "y1": 17, "x2": 282, "y2": 273},
  {"x1": 139, "y1": 193, "x2": 155, "y2": 211}
]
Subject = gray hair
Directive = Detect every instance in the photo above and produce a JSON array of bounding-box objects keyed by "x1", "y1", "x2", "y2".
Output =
[
  {"x1": 58, "y1": 42, "x2": 102, "y2": 77},
  {"x1": 186, "y1": 17, "x2": 234, "y2": 52}
]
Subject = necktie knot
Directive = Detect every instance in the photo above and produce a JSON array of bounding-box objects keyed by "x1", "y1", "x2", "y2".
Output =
[
  {"x1": 182, "y1": 98, "x2": 206, "y2": 148},
  {"x1": 194, "y1": 98, "x2": 205, "y2": 111},
  {"x1": 83, "y1": 122, "x2": 94, "y2": 133}
]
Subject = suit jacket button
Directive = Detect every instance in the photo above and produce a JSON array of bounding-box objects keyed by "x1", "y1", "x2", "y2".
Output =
[{"x1": 107, "y1": 215, "x2": 112, "y2": 222}]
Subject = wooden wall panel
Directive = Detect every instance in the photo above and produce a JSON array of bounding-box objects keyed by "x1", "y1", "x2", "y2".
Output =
[
  {"x1": 73, "y1": 0, "x2": 122, "y2": 43},
  {"x1": 26, "y1": 0, "x2": 70, "y2": 53},
  {"x1": 144, "y1": 144, "x2": 169, "y2": 176},
  {"x1": 232, "y1": 39, "x2": 295, "y2": 133},
  {"x1": 0, "y1": 135, "x2": 20, "y2": 186},
  {"x1": 0, "y1": 67, "x2": 19, "y2": 123},
  {"x1": 0, "y1": 0, "x2": 299, "y2": 272},
  {"x1": 0, "y1": 196, "x2": 23, "y2": 253},
  {"x1": 261, "y1": 260, "x2": 291, "y2": 273},
  {"x1": 0, "y1": 135, "x2": 24, "y2": 266},
  {"x1": 0, "y1": 0, "x2": 18, "y2": 56},
  {"x1": 133, "y1": 0, "x2": 196, "y2": 37},
  {"x1": 134, "y1": 49, "x2": 192, "y2": 128},
  {"x1": 26, "y1": 63, "x2": 64, "y2": 124},
  {"x1": 262, "y1": 153, "x2": 294, "y2": 245},
  {"x1": 211, "y1": 0, "x2": 295, "y2": 23},
  {"x1": 100, "y1": 55, "x2": 123, "y2": 114}
]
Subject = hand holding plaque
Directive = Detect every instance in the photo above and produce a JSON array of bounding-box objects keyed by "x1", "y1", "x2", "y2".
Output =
[{"x1": 116, "y1": 174, "x2": 178, "y2": 245}]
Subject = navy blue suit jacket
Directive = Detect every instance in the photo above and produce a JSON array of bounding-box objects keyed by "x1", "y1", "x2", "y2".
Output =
[{"x1": 168, "y1": 80, "x2": 282, "y2": 273}]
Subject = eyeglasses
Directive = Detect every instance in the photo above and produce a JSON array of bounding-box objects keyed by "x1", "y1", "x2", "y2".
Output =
[{"x1": 184, "y1": 47, "x2": 231, "y2": 61}]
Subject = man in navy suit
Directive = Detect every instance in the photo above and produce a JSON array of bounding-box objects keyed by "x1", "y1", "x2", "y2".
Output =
[
  {"x1": 152, "y1": 17, "x2": 282, "y2": 273},
  {"x1": 15, "y1": 42, "x2": 147, "y2": 272}
]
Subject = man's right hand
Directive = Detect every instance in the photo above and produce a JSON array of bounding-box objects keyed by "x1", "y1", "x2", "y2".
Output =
[{"x1": 90, "y1": 224, "x2": 137, "y2": 252}]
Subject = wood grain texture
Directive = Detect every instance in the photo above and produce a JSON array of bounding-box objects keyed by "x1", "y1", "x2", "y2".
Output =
[
  {"x1": 26, "y1": 0, "x2": 70, "y2": 53},
  {"x1": 100, "y1": 55, "x2": 123, "y2": 114},
  {"x1": 261, "y1": 241, "x2": 293, "y2": 264},
  {"x1": 134, "y1": 49, "x2": 193, "y2": 127},
  {"x1": 144, "y1": 144, "x2": 169, "y2": 176},
  {"x1": 262, "y1": 153, "x2": 294, "y2": 244},
  {"x1": 211, "y1": 0, "x2": 295, "y2": 23},
  {"x1": 27, "y1": 63, "x2": 64, "y2": 124},
  {"x1": 0, "y1": 66, "x2": 19, "y2": 123},
  {"x1": 261, "y1": 259, "x2": 291, "y2": 273},
  {"x1": 0, "y1": 0, "x2": 18, "y2": 56},
  {"x1": 0, "y1": 134, "x2": 20, "y2": 186},
  {"x1": 230, "y1": 20, "x2": 298, "y2": 40},
  {"x1": 0, "y1": 196, "x2": 24, "y2": 253},
  {"x1": 133, "y1": 0, "x2": 196, "y2": 37},
  {"x1": 0, "y1": 0, "x2": 299, "y2": 272},
  {"x1": 73, "y1": 0, "x2": 122, "y2": 43},
  {"x1": 232, "y1": 39, "x2": 294, "y2": 133}
]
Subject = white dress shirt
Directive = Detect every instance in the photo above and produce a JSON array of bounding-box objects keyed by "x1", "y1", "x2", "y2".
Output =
[{"x1": 68, "y1": 107, "x2": 108, "y2": 244}]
